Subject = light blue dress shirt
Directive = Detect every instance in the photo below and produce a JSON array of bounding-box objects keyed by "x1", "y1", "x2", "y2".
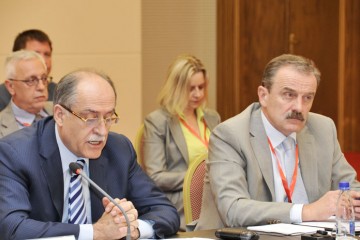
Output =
[
  {"x1": 261, "y1": 111, "x2": 309, "y2": 223},
  {"x1": 11, "y1": 100, "x2": 48, "y2": 128}
]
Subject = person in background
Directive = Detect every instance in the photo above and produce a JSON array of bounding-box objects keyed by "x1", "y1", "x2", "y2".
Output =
[
  {"x1": 0, "y1": 69, "x2": 180, "y2": 239},
  {"x1": 0, "y1": 29, "x2": 56, "y2": 111},
  {"x1": 195, "y1": 54, "x2": 360, "y2": 230},
  {"x1": 0, "y1": 50, "x2": 53, "y2": 138},
  {"x1": 143, "y1": 54, "x2": 220, "y2": 231}
]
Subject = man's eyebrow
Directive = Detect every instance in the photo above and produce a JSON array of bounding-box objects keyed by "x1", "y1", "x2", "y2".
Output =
[
  {"x1": 282, "y1": 87, "x2": 316, "y2": 95},
  {"x1": 282, "y1": 87, "x2": 297, "y2": 92},
  {"x1": 82, "y1": 109, "x2": 115, "y2": 114}
]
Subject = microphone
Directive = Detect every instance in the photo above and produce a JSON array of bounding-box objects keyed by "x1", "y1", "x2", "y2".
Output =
[{"x1": 69, "y1": 162, "x2": 131, "y2": 240}]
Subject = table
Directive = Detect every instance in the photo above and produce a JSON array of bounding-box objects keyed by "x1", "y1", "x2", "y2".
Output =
[{"x1": 173, "y1": 229, "x2": 302, "y2": 240}]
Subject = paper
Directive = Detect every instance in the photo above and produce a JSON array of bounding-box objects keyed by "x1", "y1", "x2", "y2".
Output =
[
  {"x1": 297, "y1": 221, "x2": 360, "y2": 232},
  {"x1": 27, "y1": 236, "x2": 75, "y2": 240},
  {"x1": 144, "y1": 239, "x2": 213, "y2": 240},
  {"x1": 247, "y1": 223, "x2": 321, "y2": 235}
]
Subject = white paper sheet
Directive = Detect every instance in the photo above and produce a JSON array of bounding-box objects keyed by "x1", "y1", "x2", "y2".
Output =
[{"x1": 247, "y1": 223, "x2": 321, "y2": 235}]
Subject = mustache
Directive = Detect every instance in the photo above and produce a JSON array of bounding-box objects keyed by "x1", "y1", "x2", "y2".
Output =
[
  {"x1": 88, "y1": 135, "x2": 106, "y2": 142},
  {"x1": 286, "y1": 111, "x2": 305, "y2": 121}
]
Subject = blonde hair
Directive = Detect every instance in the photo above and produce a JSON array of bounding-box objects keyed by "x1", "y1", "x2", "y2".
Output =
[{"x1": 158, "y1": 54, "x2": 208, "y2": 115}]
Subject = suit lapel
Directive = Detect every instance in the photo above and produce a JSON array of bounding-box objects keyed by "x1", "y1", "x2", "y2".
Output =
[
  {"x1": 43, "y1": 101, "x2": 54, "y2": 115},
  {"x1": 203, "y1": 111, "x2": 218, "y2": 130},
  {"x1": 168, "y1": 116, "x2": 189, "y2": 163},
  {"x1": 249, "y1": 105, "x2": 276, "y2": 200},
  {"x1": 297, "y1": 125, "x2": 319, "y2": 202},
  {"x1": 0, "y1": 103, "x2": 20, "y2": 136},
  {"x1": 89, "y1": 156, "x2": 107, "y2": 221},
  {"x1": 38, "y1": 118, "x2": 64, "y2": 219}
]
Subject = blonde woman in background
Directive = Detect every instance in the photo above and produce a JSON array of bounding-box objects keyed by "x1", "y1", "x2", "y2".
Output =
[{"x1": 143, "y1": 54, "x2": 220, "y2": 231}]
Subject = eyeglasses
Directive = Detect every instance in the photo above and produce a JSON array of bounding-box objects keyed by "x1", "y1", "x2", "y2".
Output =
[
  {"x1": 9, "y1": 76, "x2": 52, "y2": 87},
  {"x1": 60, "y1": 104, "x2": 119, "y2": 128}
]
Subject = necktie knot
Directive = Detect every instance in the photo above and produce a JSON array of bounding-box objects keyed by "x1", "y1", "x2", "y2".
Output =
[
  {"x1": 35, "y1": 113, "x2": 42, "y2": 121},
  {"x1": 77, "y1": 159, "x2": 85, "y2": 169},
  {"x1": 33, "y1": 112, "x2": 47, "y2": 124},
  {"x1": 282, "y1": 137, "x2": 295, "y2": 152},
  {"x1": 70, "y1": 159, "x2": 85, "y2": 177}
]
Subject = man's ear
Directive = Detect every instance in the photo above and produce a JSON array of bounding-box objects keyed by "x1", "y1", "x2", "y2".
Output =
[
  {"x1": 258, "y1": 85, "x2": 269, "y2": 107},
  {"x1": 53, "y1": 104, "x2": 65, "y2": 126},
  {"x1": 4, "y1": 79, "x2": 15, "y2": 96}
]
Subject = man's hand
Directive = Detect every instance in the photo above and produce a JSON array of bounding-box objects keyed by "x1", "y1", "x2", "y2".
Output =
[
  {"x1": 93, "y1": 197, "x2": 140, "y2": 240},
  {"x1": 302, "y1": 190, "x2": 340, "y2": 221},
  {"x1": 350, "y1": 190, "x2": 360, "y2": 219}
]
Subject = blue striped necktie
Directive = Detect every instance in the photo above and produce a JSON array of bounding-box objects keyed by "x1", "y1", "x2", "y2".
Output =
[{"x1": 68, "y1": 159, "x2": 88, "y2": 224}]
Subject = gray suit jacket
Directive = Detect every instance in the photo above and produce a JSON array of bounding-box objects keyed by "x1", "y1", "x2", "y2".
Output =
[
  {"x1": 143, "y1": 107, "x2": 220, "y2": 230},
  {"x1": 0, "y1": 101, "x2": 53, "y2": 138},
  {"x1": 196, "y1": 102, "x2": 360, "y2": 229}
]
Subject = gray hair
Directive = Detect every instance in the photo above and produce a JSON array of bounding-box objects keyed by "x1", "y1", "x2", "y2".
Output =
[
  {"x1": 54, "y1": 68, "x2": 117, "y2": 108},
  {"x1": 4, "y1": 50, "x2": 47, "y2": 79},
  {"x1": 262, "y1": 54, "x2": 321, "y2": 91}
]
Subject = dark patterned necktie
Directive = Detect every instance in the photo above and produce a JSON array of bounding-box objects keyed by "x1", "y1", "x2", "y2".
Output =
[{"x1": 68, "y1": 159, "x2": 88, "y2": 224}]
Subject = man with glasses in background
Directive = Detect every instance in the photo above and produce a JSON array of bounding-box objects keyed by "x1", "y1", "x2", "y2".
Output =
[
  {"x1": 0, "y1": 29, "x2": 56, "y2": 111},
  {"x1": 0, "y1": 50, "x2": 53, "y2": 138},
  {"x1": 0, "y1": 69, "x2": 180, "y2": 239}
]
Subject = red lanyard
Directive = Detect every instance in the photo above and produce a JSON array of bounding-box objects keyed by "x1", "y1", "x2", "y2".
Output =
[
  {"x1": 179, "y1": 118, "x2": 209, "y2": 148},
  {"x1": 15, "y1": 118, "x2": 31, "y2": 127},
  {"x1": 267, "y1": 137, "x2": 299, "y2": 203}
]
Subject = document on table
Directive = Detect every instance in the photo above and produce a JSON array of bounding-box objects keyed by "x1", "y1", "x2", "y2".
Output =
[
  {"x1": 152, "y1": 239, "x2": 213, "y2": 240},
  {"x1": 247, "y1": 223, "x2": 321, "y2": 235},
  {"x1": 27, "y1": 236, "x2": 75, "y2": 240},
  {"x1": 297, "y1": 219, "x2": 360, "y2": 232}
]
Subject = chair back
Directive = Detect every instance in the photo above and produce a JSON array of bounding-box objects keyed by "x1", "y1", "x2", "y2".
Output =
[
  {"x1": 183, "y1": 152, "x2": 207, "y2": 224},
  {"x1": 344, "y1": 152, "x2": 360, "y2": 180},
  {"x1": 134, "y1": 124, "x2": 145, "y2": 170}
]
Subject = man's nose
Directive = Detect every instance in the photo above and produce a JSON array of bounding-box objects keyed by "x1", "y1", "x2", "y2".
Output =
[
  {"x1": 292, "y1": 97, "x2": 304, "y2": 112},
  {"x1": 36, "y1": 79, "x2": 46, "y2": 90},
  {"x1": 94, "y1": 119, "x2": 108, "y2": 135}
]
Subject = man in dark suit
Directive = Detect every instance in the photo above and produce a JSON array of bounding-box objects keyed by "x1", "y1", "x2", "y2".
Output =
[
  {"x1": 0, "y1": 29, "x2": 57, "y2": 111},
  {"x1": 0, "y1": 69, "x2": 180, "y2": 239}
]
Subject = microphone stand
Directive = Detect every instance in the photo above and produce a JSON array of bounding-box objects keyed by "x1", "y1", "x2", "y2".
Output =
[{"x1": 71, "y1": 163, "x2": 131, "y2": 240}]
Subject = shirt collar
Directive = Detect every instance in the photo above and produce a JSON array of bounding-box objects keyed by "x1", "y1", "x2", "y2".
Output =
[
  {"x1": 55, "y1": 124, "x2": 89, "y2": 175},
  {"x1": 11, "y1": 100, "x2": 49, "y2": 123},
  {"x1": 260, "y1": 110, "x2": 296, "y2": 148},
  {"x1": 11, "y1": 100, "x2": 36, "y2": 124},
  {"x1": 178, "y1": 107, "x2": 204, "y2": 121}
]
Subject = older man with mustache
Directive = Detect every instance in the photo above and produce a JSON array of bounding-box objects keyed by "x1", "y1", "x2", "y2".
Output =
[
  {"x1": 0, "y1": 69, "x2": 179, "y2": 239},
  {"x1": 195, "y1": 54, "x2": 360, "y2": 230}
]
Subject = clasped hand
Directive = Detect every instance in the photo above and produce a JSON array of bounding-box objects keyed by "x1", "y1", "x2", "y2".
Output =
[{"x1": 94, "y1": 197, "x2": 139, "y2": 240}]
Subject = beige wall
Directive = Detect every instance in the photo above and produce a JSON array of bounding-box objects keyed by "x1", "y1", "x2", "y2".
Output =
[
  {"x1": 142, "y1": 0, "x2": 217, "y2": 117},
  {"x1": 0, "y1": 0, "x2": 216, "y2": 143}
]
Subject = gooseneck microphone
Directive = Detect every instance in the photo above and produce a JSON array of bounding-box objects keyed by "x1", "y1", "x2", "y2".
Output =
[{"x1": 69, "y1": 162, "x2": 131, "y2": 240}]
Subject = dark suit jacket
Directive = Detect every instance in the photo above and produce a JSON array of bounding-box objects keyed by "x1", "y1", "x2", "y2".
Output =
[
  {"x1": 0, "y1": 82, "x2": 57, "y2": 111},
  {"x1": 0, "y1": 117, "x2": 179, "y2": 239}
]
